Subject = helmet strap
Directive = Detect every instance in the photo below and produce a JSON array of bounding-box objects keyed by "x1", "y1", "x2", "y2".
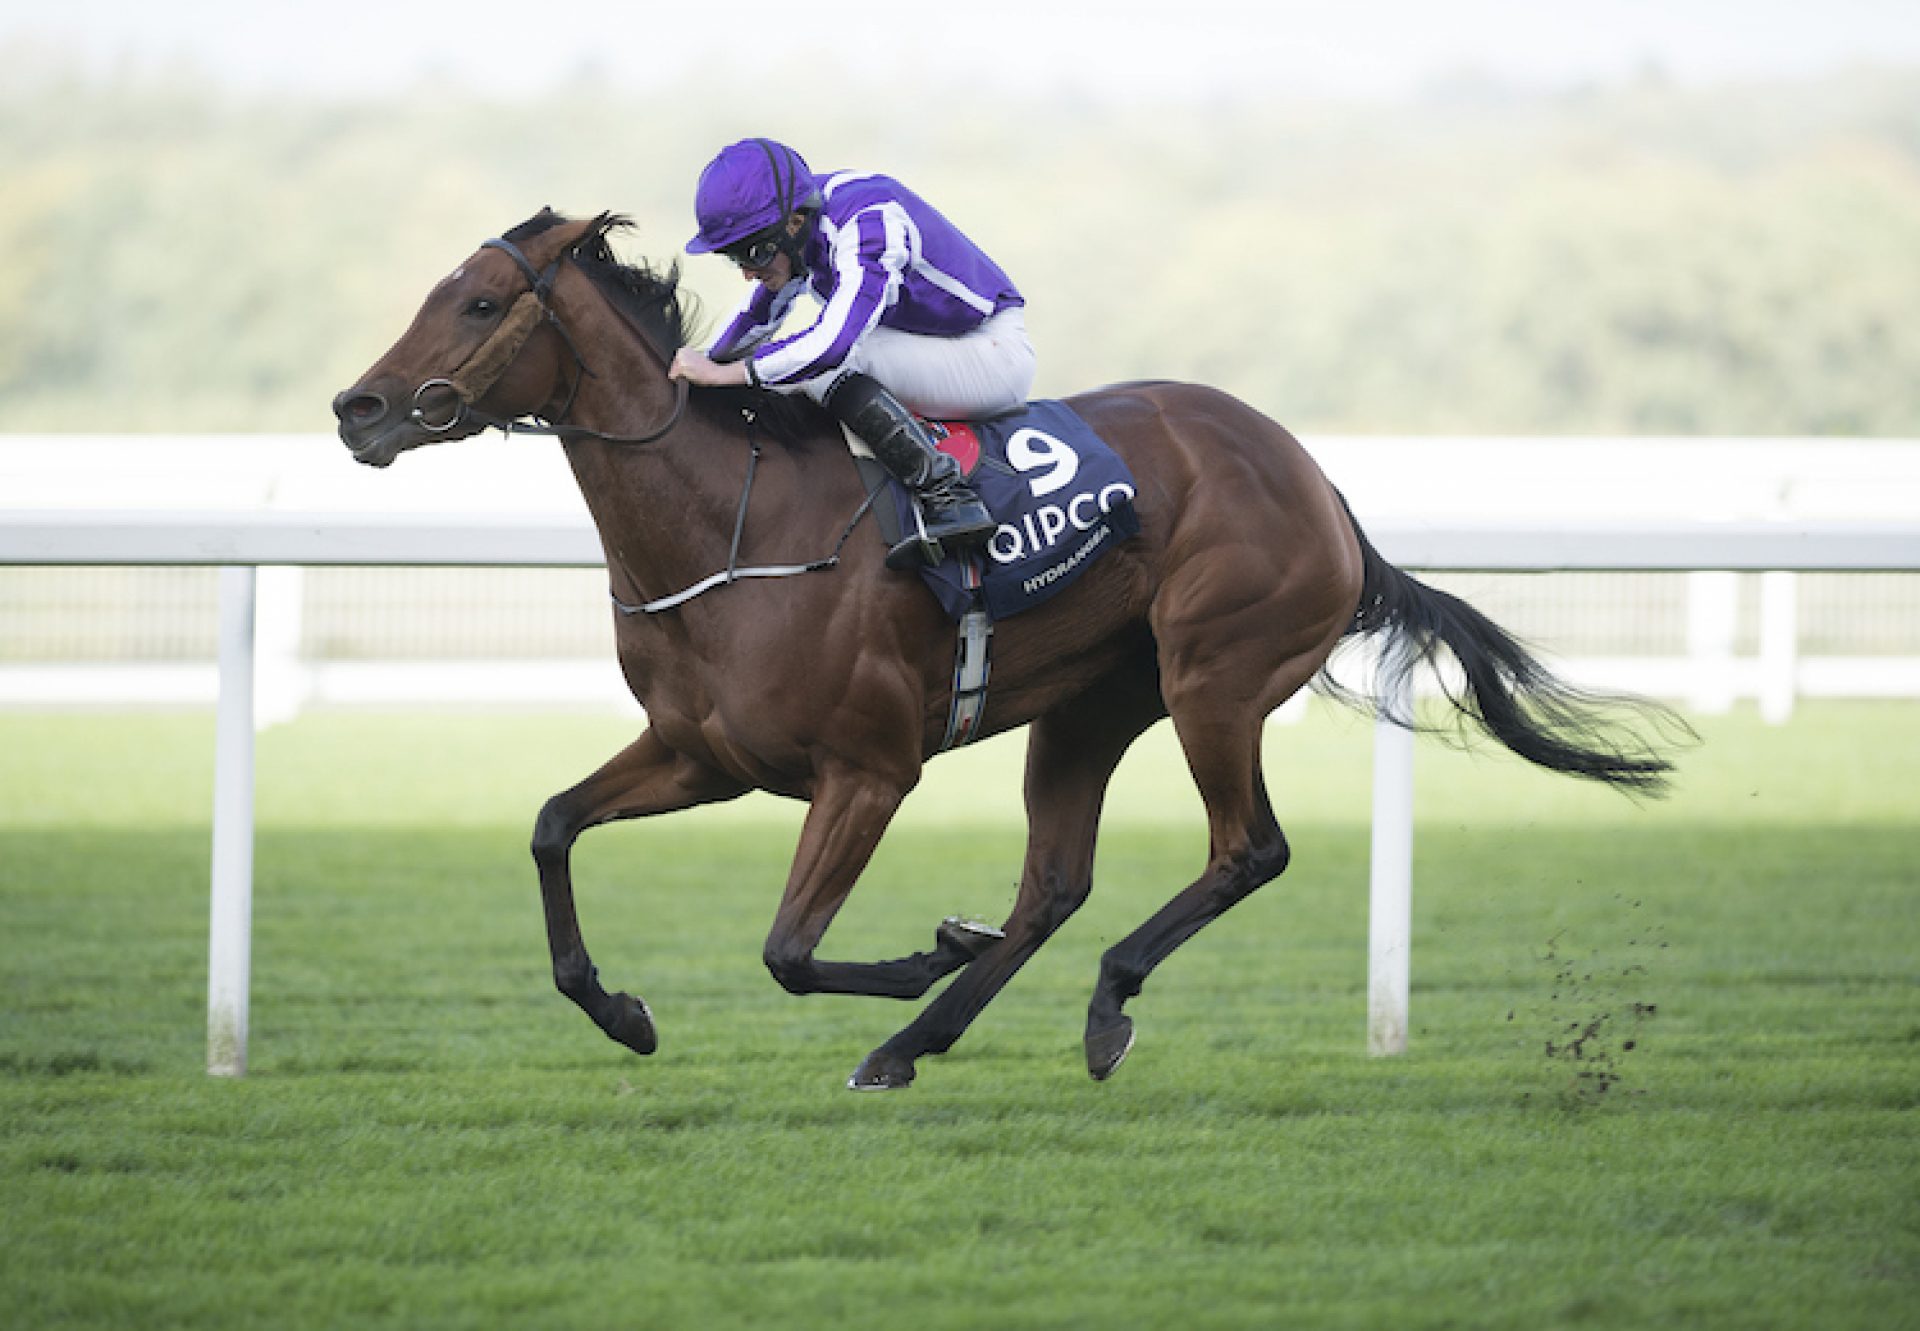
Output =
[
  {"x1": 749, "y1": 139, "x2": 814, "y2": 276},
  {"x1": 779, "y1": 211, "x2": 814, "y2": 277}
]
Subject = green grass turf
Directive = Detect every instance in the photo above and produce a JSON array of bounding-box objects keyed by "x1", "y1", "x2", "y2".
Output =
[{"x1": 1, "y1": 701, "x2": 1916, "y2": 1329}]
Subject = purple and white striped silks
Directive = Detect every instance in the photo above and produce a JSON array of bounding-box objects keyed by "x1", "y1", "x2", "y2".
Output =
[{"x1": 708, "y1": 170, "x2": 1023, "y2": 391}]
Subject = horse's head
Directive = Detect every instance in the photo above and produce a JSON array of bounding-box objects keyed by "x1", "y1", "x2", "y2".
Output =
[{"x1": 333, "y1": 209, "x2": 612, "y2": 467}]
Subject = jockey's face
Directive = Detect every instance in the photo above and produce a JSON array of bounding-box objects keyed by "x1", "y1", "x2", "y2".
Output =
[
  {"x1": 740, "y1": 248, "x2": 793, "y2": 291},
  {"x1": 735, "y1": 212, "x2": 809, "y2": 291}
]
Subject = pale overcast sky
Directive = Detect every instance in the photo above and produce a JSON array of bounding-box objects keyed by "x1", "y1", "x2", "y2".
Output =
[{"x1": 8, "y1": 0, "x2": 1919, "y2": 102}]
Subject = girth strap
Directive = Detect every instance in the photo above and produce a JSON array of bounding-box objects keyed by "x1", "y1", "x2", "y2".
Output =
[
  {"x1": 940, "y1": 563, "x2": 994, "y2": 751},
  {"x1": 941, "y1": 609, "x2": 993, "y2": 751}
]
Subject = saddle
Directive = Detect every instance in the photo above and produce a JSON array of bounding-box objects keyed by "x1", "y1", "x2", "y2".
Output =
[{"x1": 847, "y1": 400, "x2": 1141, "y2": 623}]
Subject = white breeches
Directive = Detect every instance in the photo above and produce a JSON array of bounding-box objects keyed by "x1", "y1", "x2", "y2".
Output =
[{"x1": 799, "y1": 308, "x2": 1036, "y2": 420}]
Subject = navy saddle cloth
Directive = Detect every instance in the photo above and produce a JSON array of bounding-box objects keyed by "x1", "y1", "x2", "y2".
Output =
[{"x1": 869, "y1": 399, "x2": 1140, "y2": 622}]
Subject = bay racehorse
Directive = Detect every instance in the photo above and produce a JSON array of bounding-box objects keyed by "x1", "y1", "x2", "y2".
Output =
[{"x1": 334, "y1": 210, "x2": 1679, "y2": 1089}]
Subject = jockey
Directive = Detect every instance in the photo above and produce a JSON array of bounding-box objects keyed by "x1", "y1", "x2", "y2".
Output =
[{"x1": 670, "y1": 138, "x2": 1035, "y2": 569}]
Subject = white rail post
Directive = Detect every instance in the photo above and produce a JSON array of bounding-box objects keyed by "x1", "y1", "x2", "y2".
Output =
[
  {"x1": 208, "y1": 565, "x2": 257, "y2": 1077},
  {"x1": 1686, "y1": 570, "x2": 1740, "y2": 714},
  {"x1": 254, "y1": 564, "x2": 307, "y2": 728},
  {"x1": 1367, "y1": 662, "x2": 1415, "y2": 1056},
  {"x1": 1759, "y1": 570, "x2": 1799, "y2": 725}
]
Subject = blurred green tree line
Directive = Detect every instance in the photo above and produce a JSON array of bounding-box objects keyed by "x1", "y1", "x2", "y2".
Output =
[{"x1": 2, "y1": 66, "x2": 1916, "y2": 435}]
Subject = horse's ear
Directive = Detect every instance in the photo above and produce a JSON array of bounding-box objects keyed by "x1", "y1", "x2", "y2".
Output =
[{"x1": 503, "y1": 206, "x2": 571, "y2": 247}]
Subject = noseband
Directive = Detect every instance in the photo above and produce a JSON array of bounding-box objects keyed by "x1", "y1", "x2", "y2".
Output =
[{"x1": 409, "y1": 235, "x2": 689, "y2": 446}]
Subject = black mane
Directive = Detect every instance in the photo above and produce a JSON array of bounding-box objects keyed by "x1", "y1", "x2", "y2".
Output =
[{"x1": 505, "y1": 208, "x2": 827, "y2": 445}]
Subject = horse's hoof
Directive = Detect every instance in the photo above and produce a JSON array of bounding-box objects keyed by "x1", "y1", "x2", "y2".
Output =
[
  {"x1": 1085, "y1": 1016, "x2": 1135, "y2": 1082},
  {"x1": 603, "y1": 991, "x2": 658, "y2": 1056},
  {"x1": 848, "y1": 1048, "x2": 916, "y2": 1091},
  {"x1": 937, "y1": 915, "x2": 1004, "y2": 960}
]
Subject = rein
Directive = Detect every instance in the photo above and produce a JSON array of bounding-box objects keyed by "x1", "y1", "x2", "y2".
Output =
[
  {"x1": 609, "y1": 412, "x2": 882, "y2": 616},
  {"x1": 408, "y1": 236, "x2": 688, "y2": 446}
]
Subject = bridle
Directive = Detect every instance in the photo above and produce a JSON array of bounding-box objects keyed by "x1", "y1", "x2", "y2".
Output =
[
  {"x1": 408, "y1": 235, "x2": 689, "y2": 446},
  {"x1": 400, "y1": 229, "x2": 876, "y2": 619}
]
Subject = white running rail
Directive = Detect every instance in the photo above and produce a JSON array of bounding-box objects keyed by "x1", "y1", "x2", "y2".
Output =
[{"x1": 3, "y1": 507, "x2": 1917, "y2": 1073}]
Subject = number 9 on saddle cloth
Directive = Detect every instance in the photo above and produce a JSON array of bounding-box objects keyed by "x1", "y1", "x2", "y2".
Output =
[{"x1": 856, "y1": 399, "x2": 1140, "y2": 622}]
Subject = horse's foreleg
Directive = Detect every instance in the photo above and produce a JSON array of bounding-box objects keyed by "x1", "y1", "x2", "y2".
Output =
[
  {"x1": 532, "y1": 729, "x2": 744, "y2": 1055},
  {"x1": 849, "y1": 665, "x2": 1165, "y2": 1090}
]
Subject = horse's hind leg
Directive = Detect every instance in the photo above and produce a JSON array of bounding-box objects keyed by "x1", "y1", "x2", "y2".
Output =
[
  {"x1": 849, "y1": 660, "x2": 1166, "y2": 1090},
  {"x1": 532, "y1": 729, "x2": 745, "y2": 1055},
  {"x1": 1084, "y1": 650, "x2": 1332, "y2": 1080}
]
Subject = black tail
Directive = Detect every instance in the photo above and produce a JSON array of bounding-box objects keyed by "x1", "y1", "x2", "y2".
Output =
[{"x1": 1327, "y1": 498, "x2": 1691, "y2": 796}]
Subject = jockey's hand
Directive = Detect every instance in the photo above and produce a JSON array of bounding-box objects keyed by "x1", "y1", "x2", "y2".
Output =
[{"x1": 669, "y1": 348, "x2": 751, "y2": 388}]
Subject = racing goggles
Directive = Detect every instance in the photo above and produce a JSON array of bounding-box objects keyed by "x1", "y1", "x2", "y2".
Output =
[{"x1": 724, "y1": 225, "x2": 788, "y2": 271}]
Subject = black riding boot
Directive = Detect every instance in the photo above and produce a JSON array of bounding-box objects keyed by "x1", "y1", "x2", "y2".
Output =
[{"x1": 826, "y1": 373, "x2": 996, "y2": 570}]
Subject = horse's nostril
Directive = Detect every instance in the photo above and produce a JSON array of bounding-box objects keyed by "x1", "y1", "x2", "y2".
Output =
[{"x1": 335, "y1": 390, "x2": 388, "y2": 425}]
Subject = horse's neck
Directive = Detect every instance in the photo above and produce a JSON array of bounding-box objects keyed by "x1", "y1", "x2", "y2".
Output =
[
  {"x1": 560, "y1": 422, "x2": 747, "y2": 607},
  {"x1": 528, "y1": 286, "x2": 740, "y2": 603},
  {"x1": 543, "y1": 287, "x2": 850, "y2": 610}
]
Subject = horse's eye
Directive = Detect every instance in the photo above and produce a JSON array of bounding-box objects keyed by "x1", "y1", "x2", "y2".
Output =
[{"x1": 466, "y1": 297, "x2": 500, "y2": 319}]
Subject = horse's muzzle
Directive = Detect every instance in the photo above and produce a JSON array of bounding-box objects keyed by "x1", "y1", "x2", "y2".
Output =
[
  {"x1": 333, "y1": 387, "x2": 388, "y2": 428},
  {"x1": 332, "y1": 385, "x2": 410, "y2": 467}
]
